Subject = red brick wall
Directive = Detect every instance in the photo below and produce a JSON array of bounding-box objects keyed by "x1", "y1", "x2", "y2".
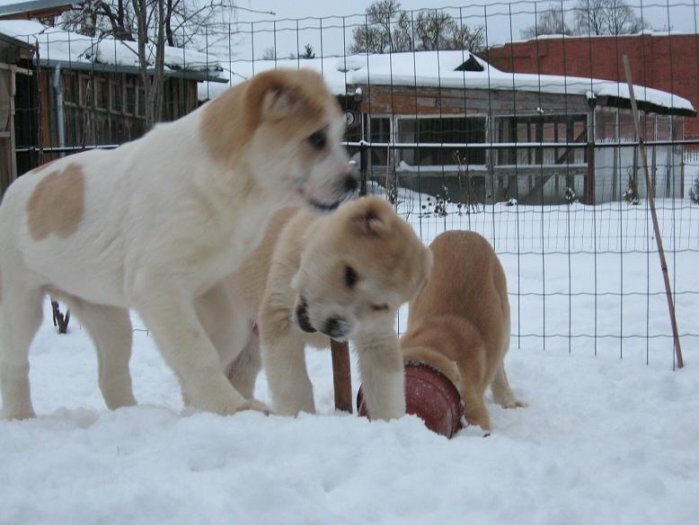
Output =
[{"x1": 485, "y1": 34, "x2": 699, "y2": 136}]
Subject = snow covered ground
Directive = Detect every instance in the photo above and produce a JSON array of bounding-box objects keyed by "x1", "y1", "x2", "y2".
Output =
[{"x1": 2, "y1": 187, "x2": 698, "y2": 524}]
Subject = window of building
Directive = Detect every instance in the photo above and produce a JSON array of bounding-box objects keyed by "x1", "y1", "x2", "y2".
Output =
[
  {"x1": 110, "y1": 80, "x2": 123, "y2": 113},
  {"x1": 496, "y1": 114, "x2": 587, "y2": 165},
  {"x1": 125, "y1": 80, "x2": 136, "y2": 115},
  {"x1": 396, "y1": 116, "x2": 486, "y2": 166},
  {"x1": 137, "y1": 87, "x2": 146, "y2": 117},
  {"x1": 366, "y1": 115, "x2": 487, "y2": 169},
  {"x1": 79, "y1": 75, "x2": 92, "y2": 107},
  {"x1": 368, "y1": 116, "x2": 391, "y2": 166},
  {"x1": 94, "y1": 78, "x2": 108, "y2": 110},
  {"x1": 62, "y1": 72, "x2": 79, "y2": 105}
]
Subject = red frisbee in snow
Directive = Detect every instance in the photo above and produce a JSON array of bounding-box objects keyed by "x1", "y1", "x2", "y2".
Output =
[{"x1": 357, "y1": 360, "x2": 463, "y2": 438}]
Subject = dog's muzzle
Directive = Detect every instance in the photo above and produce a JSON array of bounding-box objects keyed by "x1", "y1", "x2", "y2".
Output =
[
  {"x1": 295, "y1": 298, "x2": 317, "y2": 333},
  {"x1": 322, "y1": 317, "x2": 350, "y2": 341},
  {"x1": 307, "y1": 171, "x2": 359, "y2": 213}
]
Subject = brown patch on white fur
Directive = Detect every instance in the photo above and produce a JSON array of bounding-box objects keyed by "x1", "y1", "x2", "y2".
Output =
[
  {"x1": 27, "y1": 163, "x2": 85, "y2": 241},
  {"x1": 200, "y1": 69, "x2": 340, "y2": 169},
  {"x1": 400, "y1": 231, "x2": 525, "y2": 432}
]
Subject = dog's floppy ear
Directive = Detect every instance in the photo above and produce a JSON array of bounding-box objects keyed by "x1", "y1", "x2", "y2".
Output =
[
  {"x1": 260, "y1": 85, "x2": 300, "y2": 120},
  {"x1": 245, "y1": 70, "x2": 303, "y2": 122},
  {"x1": 350, "y1": 200, "x2": 392, "y2": 237}
]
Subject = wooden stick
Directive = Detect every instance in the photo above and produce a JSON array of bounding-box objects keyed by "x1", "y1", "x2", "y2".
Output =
[
  {"x1": 622, "y1": 55, "x2": 684, "y2": 369},
  {"x1": 330, "y1": 339, "x2": 353, "y2": 412}
]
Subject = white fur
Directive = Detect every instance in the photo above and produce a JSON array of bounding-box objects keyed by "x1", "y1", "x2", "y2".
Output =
[{"x1": 0, "y1": 70, "x2": 355, "y2": 419}]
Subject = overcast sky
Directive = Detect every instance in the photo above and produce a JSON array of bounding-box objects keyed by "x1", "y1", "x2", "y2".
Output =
[{"x1": 229, "y1": 0, "x2": 698, "y2": 60}]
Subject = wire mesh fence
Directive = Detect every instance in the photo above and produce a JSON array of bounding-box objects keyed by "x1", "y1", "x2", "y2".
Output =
[{"x1": 4, "y1": 0, "x2": 699, "y2": 367}]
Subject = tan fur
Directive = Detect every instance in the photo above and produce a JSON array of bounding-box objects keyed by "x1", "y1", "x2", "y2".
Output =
[
  {"x1": 219, "y1": 196, "x2": 433, "y2": 420},
  {"x1": 201, "y1": 69, "x2": 338, "y2": 170},
  {"x1": 26, "y1": 163, "x2": 85, "y2": 241},
  {"x1": 400, "y1": 231, "x2": 525, "y2": 431}
]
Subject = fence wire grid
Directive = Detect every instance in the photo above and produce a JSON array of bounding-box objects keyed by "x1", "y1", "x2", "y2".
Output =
[{"x1": 5, "y1": 0, "x2": 699, "y2": 368}]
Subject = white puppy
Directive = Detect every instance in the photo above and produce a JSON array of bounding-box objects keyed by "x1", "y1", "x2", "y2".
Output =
[{"x1": 0, "y1": 68, "x2": 357, "y2": 419}]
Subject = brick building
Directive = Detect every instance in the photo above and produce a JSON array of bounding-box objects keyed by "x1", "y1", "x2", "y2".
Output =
[{"x1": 485, "y1": 33, "x2": 699, "y2": 136}]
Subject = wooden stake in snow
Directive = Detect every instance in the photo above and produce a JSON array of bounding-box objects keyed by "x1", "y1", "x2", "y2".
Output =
[
  {"x1": 330, "y1": 339, "x2": 353, "y2": 412},
  {"x1": 622, "y1": 55, "x2": 685, "y2": 369}
]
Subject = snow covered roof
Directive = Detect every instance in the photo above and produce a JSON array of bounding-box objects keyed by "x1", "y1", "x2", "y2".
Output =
[
  {"x1": 0, "y1": 20, "x2": 227, "y2": 82},
  {"x1": 200, "y1": 50, "x2": 694, "y2": 116},
  {"x1": 0, "y1": 0, "x2": 74, "y2": 19}
]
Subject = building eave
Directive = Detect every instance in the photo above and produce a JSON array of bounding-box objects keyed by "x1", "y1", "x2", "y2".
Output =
[
  {"x1": 35, "y1": 57, "x2": 228, "y2": 83},
  {"x1": 0, "y1": 0, "x2": 75, "y2": 20}
]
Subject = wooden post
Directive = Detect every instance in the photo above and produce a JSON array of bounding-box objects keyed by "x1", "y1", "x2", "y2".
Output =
[
  {"x1": 622, "y1": 55, "x2": 684, "y2": 369},
  {"x1": 330, "y1": 339, "x2": 353, "y2": 412},
  {"x1": 585, "y1": 141, "x2": 595, "y2": 205}
]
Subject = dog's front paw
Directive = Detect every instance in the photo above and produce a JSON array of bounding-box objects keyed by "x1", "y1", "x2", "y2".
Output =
[{"x1": 235, "y1": 399, "x2": 272, "y2": 415}]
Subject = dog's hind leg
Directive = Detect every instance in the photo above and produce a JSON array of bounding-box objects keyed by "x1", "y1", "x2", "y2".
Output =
[
  {"x1": 461, "y1": 387, "x2": 492, "y2": 432},
  {"x1": 64, "y1": 298, "x2": 137, "y2": 410},
  {"x1": 226, "y1": 337, "x2": 261, "y2": 400},
  {"x1": 491, "y1": 364, "x2": 526, "y2": 409},
  {"x1": 196, "y1": 282, "x2": 261, "y2": 400},
  {"x1": 0, "y1": 286, "x2": 44, "y2": 420}
]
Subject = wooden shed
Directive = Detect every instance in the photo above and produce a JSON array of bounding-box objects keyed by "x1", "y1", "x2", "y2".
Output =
[
  {"x1": 0, "y1": 30, "x2": 32, "y2": 194},
  {"x1": 1, "y1": 19, "x2": 226, "y2": 176}
]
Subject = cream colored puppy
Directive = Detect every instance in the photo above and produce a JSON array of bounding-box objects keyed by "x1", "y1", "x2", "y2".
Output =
[
  {"x1": 400, "y1": 231, "x2": 525, "y2": 431},
  {"x1": 0, "y1": 68, "x2": 358, "y2": 420},
  {"x1": 209, "y1": 197, "x2": 432, "y2": 421}
]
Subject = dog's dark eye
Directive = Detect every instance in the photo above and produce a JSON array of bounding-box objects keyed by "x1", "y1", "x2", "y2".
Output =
[
  {"x1": 308, "y1": 130, "x2": 327, "y2": 150},
  {"x1": 344, "y1": 265, "x2": 358, "y2": 288},
  {"x1": 371, "y1": 303, "x2": 389, "y2": 311}
]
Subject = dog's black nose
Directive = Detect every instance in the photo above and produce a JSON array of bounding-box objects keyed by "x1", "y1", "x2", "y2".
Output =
[
  {"x1": 295, "y1": 300, "x2": 316, "y2": 333},
  {"x1": 344, "y1": 173, "x2": 359, "y2": 194},
  {"x1": 324, "y1": 317, "x2": 349, "y2": 339}
]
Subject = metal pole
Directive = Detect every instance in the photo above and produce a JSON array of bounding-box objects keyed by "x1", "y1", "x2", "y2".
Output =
[{"x1": 622, "y1": 55, "x2": 684, "y2": 369}]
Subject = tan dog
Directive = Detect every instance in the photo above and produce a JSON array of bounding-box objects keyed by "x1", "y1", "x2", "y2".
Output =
[
  {"x1": 400, "y1": 231, "x2": 525, "y2": 431},
  {"x1": 202, "y1": 197, "x2": 433, "y2": 421},
  {"x1": 0, "y1": 68, "x2": 358, "y2": 419}
]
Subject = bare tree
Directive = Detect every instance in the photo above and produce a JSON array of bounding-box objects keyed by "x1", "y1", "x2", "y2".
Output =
[
  {"x1": 449, "y1": 23, "x2": 485, "y2": 52},
  {"x1": 351, "y1": 0, "x2": 402, "y2": 53},
  {"x1": 575, "y1": 0, "x2": 648, "y2": 35},
  {"x1": 61, "y1": 0, "x2": 239, "y2": 130},
  {"x1": 261, "y1": 47, "x2": 276, "y2": 60},
  {"x1": 523, "y1": 0, "x2": 649, "y2": 38},
  {"x1": 132, "y1": 0, "x2": 165, "y2": 129},
  {"x1": 392, "y1": 11, "x2": 414, "y2": 52},
  {"x1": 64, "y1": 0, "x2": 237, "y2": 45},
  {"x1": 415, "y1": 10, "x2": 454, "y2": 51},
  {"x1": 521, "y1": 4, "x2": 572, "y2": 38},
  {"x1": 351, "y1": 1, "x2": 485, "y2": 53}
]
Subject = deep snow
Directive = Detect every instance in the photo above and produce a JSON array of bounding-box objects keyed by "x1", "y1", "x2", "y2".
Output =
[{"x1": 2, "y1": 190, "x2": 698, "y2": 524}]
